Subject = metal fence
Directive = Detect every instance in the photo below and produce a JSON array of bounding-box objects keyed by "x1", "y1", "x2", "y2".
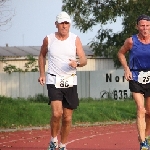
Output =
[{"x1": 0, "y1": 70, "x2": 130, "y2": 100}]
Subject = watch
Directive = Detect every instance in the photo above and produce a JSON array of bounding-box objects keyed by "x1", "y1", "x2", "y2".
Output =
[{"x1": 77, "y1": 61, "x2": 80, "y2": 67}]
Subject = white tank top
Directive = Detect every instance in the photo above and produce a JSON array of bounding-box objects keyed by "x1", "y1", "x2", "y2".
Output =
[{"x1": 46, "y1": 32, "x2": 77, "y2": 85}]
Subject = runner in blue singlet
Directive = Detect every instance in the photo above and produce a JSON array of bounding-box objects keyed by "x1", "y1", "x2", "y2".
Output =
[{"x1": 118, "y1": 14, "x2": 150, "y2": 150}]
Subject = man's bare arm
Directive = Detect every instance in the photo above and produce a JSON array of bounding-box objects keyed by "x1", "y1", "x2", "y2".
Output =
[
  {"x1": 38, "y1": 36, "x2": 48, "y2": 85},
  {"x1": 117, "y1": 37, "x2": 133, "y2": 80},
  {"x1": 76, "y1": 36, "x2": 87, "y2": 67},
  {"x1": 117, "y1": 37, "x2": 132, "y2": 71}
]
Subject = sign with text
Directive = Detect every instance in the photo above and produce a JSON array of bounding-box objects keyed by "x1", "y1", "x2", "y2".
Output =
[{"x1": 89, "y1": 70, "x2": 131, "y2": 100}]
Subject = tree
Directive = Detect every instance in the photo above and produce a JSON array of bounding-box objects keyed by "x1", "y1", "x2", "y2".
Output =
[
  {"x1": 1, "y1": 55, "x2": 38, "y2": 74},
  {"x1": 0, "y1": 0, "x2": 15, "y2": 31},
  {"x1": 62, "y1": 0, "x2": 150, "y2": 68}
]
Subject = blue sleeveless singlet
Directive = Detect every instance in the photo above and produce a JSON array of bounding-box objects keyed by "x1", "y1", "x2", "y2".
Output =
[{"x1": 129, "y1": 34, "x2": 150, "y2": 81}]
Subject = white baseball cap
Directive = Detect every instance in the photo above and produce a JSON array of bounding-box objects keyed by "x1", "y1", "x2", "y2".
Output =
[{"x1": 56, "y1": 11, "x2": 71, "y2": 23}]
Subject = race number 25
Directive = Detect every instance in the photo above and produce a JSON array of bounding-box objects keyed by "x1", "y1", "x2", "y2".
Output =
[{"x1": 143, "y1": 76, "x2": 150, "y2": 83}]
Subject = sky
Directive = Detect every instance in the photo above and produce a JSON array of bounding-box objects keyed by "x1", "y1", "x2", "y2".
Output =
[{"x1": 0, "y1": 0, "x2": 122, "y2": 47}]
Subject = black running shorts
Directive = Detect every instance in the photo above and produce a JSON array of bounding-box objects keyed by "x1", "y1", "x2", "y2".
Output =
[
  {"x1": 47, "y1": 84, "x2": 79, "y2": 109},
  {"x1": 129, "y1": 80, "x2": 150, "y2": 98}
]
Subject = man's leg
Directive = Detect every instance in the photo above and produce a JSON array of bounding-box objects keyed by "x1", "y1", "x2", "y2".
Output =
[
  {"x1": 48, "y1": 100, "x2": 63, "y2": 150},
  {"x1": 133, "y1": 92, "x2": 146, "y2": 142},
  {"x1": 60, "y1": 108, "x2": 73, "y2": 145},
  {"x1": 50, "y1": 101, "x2": 63, "y2": 138},
  {"x1": 145, "y1": 97, "x2": 150, "y2": 137}
]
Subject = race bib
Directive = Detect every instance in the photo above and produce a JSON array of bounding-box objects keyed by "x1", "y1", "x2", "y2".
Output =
[
  {"x1": 138, "y1": 71, "x2": 150, "y2": 84},
  {"x1": 55, "y1": 75, "x2": 74, "y2": 88}
]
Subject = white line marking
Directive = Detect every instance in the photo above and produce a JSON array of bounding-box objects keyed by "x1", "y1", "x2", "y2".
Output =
[
  {"x1": 67, "y1": 129, "x2": 136, "y2": 145},
  {"x1": 0, "y1": 127, "x2": 136, "y2": 146},
  {"x1": 0, "y1": 135, "x2": 50, "y2": 145}
]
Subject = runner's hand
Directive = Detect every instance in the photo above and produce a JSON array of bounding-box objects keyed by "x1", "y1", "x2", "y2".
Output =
[
  {"x1": 124, "y1": 68, "x2": 132, "y2": 81},
  {"x1": 38, "y1": 76, "x2": 45, "y2": 86},
  {"x1": 69, "y1": 59, "x2": 78, "y2": 68}
]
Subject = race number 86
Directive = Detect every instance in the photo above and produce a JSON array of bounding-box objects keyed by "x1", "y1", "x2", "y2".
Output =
[{"x1": 60, "y1": 79, "x2": 69, "y2": 87}]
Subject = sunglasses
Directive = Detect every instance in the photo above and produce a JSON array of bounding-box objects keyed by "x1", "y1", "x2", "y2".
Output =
[{"x1": 60, "y1": 21, "x2": 70, "y2": 24}]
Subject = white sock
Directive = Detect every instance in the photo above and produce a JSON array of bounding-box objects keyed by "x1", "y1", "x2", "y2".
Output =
[
  {"x1": 59, "y1": 142, "x2": 66, "y2": 148},
  {"x1": 51, "y1": 136, "x2": 58, "y2": 142}
]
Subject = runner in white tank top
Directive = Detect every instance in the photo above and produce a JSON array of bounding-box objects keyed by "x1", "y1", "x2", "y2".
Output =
[
  {"x1": 38, "y1": 11, "x2": 87, "y2": 150},
  {"x1": 46, "y1": 32, "x2": 78, "y2": 85}
]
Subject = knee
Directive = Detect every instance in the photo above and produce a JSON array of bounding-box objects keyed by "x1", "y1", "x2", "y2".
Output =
[
  {"x1": 137, "y1": 107, "x2": 146, "y2": 117},
  {"x1": 53, "y1": 110, "x2": 63, "y2": 119},
  {"x1": 62, "y1": 115, "x2": 72, "y2": 123},
  {"x1": 146, "y1": 110, "x2": 150, "y2": 117}
]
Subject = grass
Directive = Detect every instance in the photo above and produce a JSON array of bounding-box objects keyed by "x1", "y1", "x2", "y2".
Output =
[
  {"x1": 0, "y1": 98, "x2": 49, "y2": 128},
  {"x1": 73, "y1": 99, "x2": 136, "y2": 124},
  {"x1": 0, "y1": 95, "x2": 136, "y2": 129}
]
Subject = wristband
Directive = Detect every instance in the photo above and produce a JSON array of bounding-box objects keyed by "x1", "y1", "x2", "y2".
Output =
[{"x1": 77, "y1": 61, "x2": 80, "y2": 67}]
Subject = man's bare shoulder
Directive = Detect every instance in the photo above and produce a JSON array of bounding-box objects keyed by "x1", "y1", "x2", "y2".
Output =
[
  {"x1": 125, "y1": 37, "x2": 133, "y2": 45},
  {"x1": 42, "y1": 36, "x2": 48, "y2": 46},
  {"x1": 124, "y1": 37, "x2": 133, "y2": 50}
]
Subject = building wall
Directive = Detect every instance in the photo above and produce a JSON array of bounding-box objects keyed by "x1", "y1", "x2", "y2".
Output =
[
  {"x1": 95, "y1": 59, "x2": 115, "y2": 70},
  {"x1": 0, "y1": 57, "x2": 116, "y2": 73}
]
